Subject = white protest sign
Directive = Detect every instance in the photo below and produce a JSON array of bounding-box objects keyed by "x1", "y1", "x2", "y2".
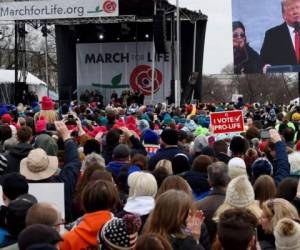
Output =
[{"x1": 0, "y1": 183, "x2": 65, "y2": 219}]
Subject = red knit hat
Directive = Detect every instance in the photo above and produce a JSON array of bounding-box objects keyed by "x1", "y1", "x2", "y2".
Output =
[
  {"x1": 40, "y1": 96, "x2": 54, "y2": 110},
  {"x1": 35, "y1": 117, "x2": 47, "y2": 133},
  {"x1": 2, "y1": 114, "x2": 12, "y2": 124},
  {"x1": 259, "y1": 141, "x2": 269, "y2": 154}
]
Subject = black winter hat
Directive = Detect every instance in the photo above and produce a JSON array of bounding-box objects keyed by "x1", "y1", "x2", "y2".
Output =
[
  {"x1": 160, "y1": 129, "x2": 178, "y2": 145},
  {"x1": 1, "y1": 173, "x2": 29, "y2": 200}
]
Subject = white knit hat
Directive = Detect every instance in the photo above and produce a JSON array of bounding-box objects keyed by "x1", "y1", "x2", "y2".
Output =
[
  {"x1": 274, "y1": 218, "x2": 300, "y2": 250},
  {"x1": 225, "y1": 175, "x2": 254, "y2": 208},
  {"x1": 288, "y1": 152, "x2": 300, "y2": 176},
  {"x1": 213, "y1": 175, "x2": 262, "y2": 222},
  {"x1": 228, "y1": 157, "x2": 247, "y2": 179}
]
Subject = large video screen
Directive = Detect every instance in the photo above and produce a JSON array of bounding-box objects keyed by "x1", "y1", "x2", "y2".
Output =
[{"x1": 232, "y1": 0, "x2": 300, "y2": 74}]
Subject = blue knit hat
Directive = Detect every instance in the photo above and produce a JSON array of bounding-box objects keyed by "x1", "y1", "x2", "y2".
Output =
[
  {"x1": 142, "y1": 129, "x2": 159, "y2": 145},
  {"x1": 0, "y1": 105, "x2": 9, "y2": 116},
  {"x1": 251, "y1": 157, "x2": 273, "y2": 179}
]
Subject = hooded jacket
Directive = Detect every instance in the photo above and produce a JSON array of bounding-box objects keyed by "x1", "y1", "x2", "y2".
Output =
[
  {"x1": 59, "y1": 210, "x2": 113, "y2": 250},
  {"x1": 5, "y1": 143, "x2": 33, "y2": 173},
  {"x1": 182, "y1": 171, "x2": 210, "y2": 197}
]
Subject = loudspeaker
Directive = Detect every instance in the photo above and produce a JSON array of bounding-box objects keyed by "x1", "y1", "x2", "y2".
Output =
[
  {"x1": 14, "y1": 82, "x2": 28, "y2": 104},
  {"x1": 153, "y1": 9, "x2": 167, "y2": 54}
]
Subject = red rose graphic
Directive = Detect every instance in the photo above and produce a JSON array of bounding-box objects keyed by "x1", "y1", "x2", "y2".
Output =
[
  {"x1": 130, "y1": 65, "x2": 163, "y2": 96},
  {"x1": 103, "y1": 0, "x2": 117, "y2": 13}
]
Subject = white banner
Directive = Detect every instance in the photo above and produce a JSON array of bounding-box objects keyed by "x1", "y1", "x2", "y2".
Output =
[
  {"x1": 0, "y1": 0, "x2": 119, "y2": 21},
  {"x1": 76, "y1": 42, "x2": 172, "y2": 104}
]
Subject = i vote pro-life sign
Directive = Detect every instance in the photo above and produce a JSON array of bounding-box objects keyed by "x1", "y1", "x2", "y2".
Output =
[{"x1": 210, "y1": 110, "x2": 244, "y2": 134}]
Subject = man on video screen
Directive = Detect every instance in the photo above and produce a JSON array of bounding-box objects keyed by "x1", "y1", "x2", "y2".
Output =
[{"x1": 260, "y1": 0, "x2": 300, "y2": 70}]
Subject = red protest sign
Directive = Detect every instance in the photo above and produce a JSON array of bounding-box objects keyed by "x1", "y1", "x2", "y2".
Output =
[{"x1": 210, "y1": 110, "x2": 244, "y2": 134}]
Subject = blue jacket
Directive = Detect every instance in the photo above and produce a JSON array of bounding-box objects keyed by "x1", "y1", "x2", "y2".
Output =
[
  {"x1": 107, "y1": 161, "x2": 129, "y2": 177},
  {"x1": 273, "y1": 141, "x2": 290, "y2": 186},
  {"x1": 148, "y1": 146, "x2": 185, "y2": 171}
]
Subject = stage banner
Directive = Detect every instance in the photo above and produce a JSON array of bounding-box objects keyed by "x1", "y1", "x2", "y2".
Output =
[
  {"x1": 232, "y1": 0, "x2": 300, "y2": 73},
  {"x1": 210, "y1": 110, "x2": 244, "y2": 134},
  {"x1": 76, "y1": 42, "x2": 172, "y2": 104},
  {"x1": 0, "y1": 0, "x2": 118, "y2": 21}
]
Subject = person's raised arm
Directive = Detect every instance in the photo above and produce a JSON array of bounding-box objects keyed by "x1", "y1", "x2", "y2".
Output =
[{"x1": 269, "y1": 129, "x2": 290, "y2": 185}]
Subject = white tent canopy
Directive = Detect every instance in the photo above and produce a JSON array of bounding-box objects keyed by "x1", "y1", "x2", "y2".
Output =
[
  {"x1": 0, "y1": 69, "x2": 58, "y2": 101},
  {"x1": 0, "y1": 69, "x2": 47, "y2": 86}
]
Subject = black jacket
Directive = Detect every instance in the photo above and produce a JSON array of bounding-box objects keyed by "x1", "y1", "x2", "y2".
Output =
[
  {"x1": 171, "y1": 235, "x2": 205, "y2": 250},
  {"x1": 148, "y1": 146, "x2": 186, "y2": 171},
  {"x1": 5, "y1": 143, "x2": 33, "y2": 173},
  {"x1": 234, "y1": 44, "x2": 261, "y2": 74},
  {"x1": 260, "y1": 22, "x2": 298, "y2": 66},
  {"x1": 182, "y1": 171, "x2": 210, "y2": 195}
]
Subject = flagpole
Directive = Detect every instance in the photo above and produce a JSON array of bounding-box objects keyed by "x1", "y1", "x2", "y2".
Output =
[
  {"x1": 176, "y1": 0, "x2": 181, "y2": 106},
  {"x1": 151, "y1": 0, "x2": 157, "y2": 104}
]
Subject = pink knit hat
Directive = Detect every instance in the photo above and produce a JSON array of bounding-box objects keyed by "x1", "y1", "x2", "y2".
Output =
[{"x1": 40, "y1": 96, "x2": 54, "y2": 110}]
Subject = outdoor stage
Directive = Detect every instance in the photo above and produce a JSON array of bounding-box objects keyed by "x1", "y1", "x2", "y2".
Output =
[{"x1": 55, "y1": 0, "x2": 207, "y2": 104}]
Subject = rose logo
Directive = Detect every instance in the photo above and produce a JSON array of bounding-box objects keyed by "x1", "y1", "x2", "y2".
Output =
[
  {"x1": 103, "y1": 0, "x2": 117, "y2": 13},
  {"x1": 130, "y1": 65, "x2": 163, "y2": 96}
]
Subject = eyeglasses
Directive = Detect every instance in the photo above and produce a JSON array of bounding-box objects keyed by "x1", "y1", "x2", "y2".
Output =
[{"x1": 233, "y1": 32, "x2": 246, "y2": 38}]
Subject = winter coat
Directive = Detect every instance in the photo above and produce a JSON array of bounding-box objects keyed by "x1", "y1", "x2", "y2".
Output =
[
  {"x1": 28, "y1": 139, "x2": 81, "y2": 223},
  {"x1": 106, "y1": 161, "x2": 129, "y2": 177},
  {"x1": 195, "y1": 187, "x2": 226, "y2": 243},
  {"x1": 182, "y1": 171, "x2": 210, "y2": 198},
  {"x1": 59, "y1": 210, "x2": 113, "y2": 250},
  {"x1": 5, "y1": 143, "x2": 33, "y2": 173},
  {"x1": 148, "y1": 146, "x2": 186, "y2": 171},
  {"x1": 273, "y1": 141, "x2": 290, "y2": 186},
  {"x1": 199, "y1": 223, "x2": 211, "y2": 250},
  {"x1": 170, "y1": 234, "x2": 205, "y2": 250}
]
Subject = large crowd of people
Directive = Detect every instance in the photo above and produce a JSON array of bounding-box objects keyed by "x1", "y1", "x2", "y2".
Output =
[{"x1": 0, "y1": 95, "x2": 299, "y2": 250}]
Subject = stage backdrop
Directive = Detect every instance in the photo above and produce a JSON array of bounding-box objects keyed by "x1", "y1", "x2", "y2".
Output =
[
  {"x1": 76, "y1": 42, "x2": 172, "y2": 104},
  {"x1": 232, "y1": 0, "x2": 300, "y2": 73}
]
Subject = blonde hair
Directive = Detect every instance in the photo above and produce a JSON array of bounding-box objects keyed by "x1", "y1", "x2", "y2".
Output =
[
  {"x1": 155, "y1": 160, "x2": 173, "y2": 175},
  {"x1": 274, "y1": 218, "x2": 300, "y2": 250},
  {"x1": 128, "y1": 172, "x2": 158, "y2": 198},
  {"x1": 262, "y1": 198, "x2": 299, "y2": 233},
  {"x1": 34, "y1": 110, "x2": 58, "y2": 123}
]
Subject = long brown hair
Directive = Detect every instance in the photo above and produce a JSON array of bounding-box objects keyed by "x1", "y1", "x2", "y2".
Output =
[
  {"x1": 143, "y1": 190, "x2": 192, "y2": 239},
  {"x1": 156, "y1": 175, "x2": 192, "y2": 199},
  {"x1": 136, "y1": 233, "x2": 173, "y2": 250},
  {"x1": 253, "y1": 175, "x2": 276, "y2": 207},
  {"x1": 74, "y1": 164, "x2": 105, "y2": 200}
]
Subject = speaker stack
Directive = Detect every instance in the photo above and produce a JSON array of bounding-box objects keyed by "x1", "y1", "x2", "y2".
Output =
[{"x1": 153, "y1": 9, "x2": 167, "y2": 54}]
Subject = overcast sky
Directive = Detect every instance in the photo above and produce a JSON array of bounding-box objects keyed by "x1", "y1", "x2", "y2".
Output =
[{"x1": 168, "y1": 0, "x2": 233, "y2": 75}]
